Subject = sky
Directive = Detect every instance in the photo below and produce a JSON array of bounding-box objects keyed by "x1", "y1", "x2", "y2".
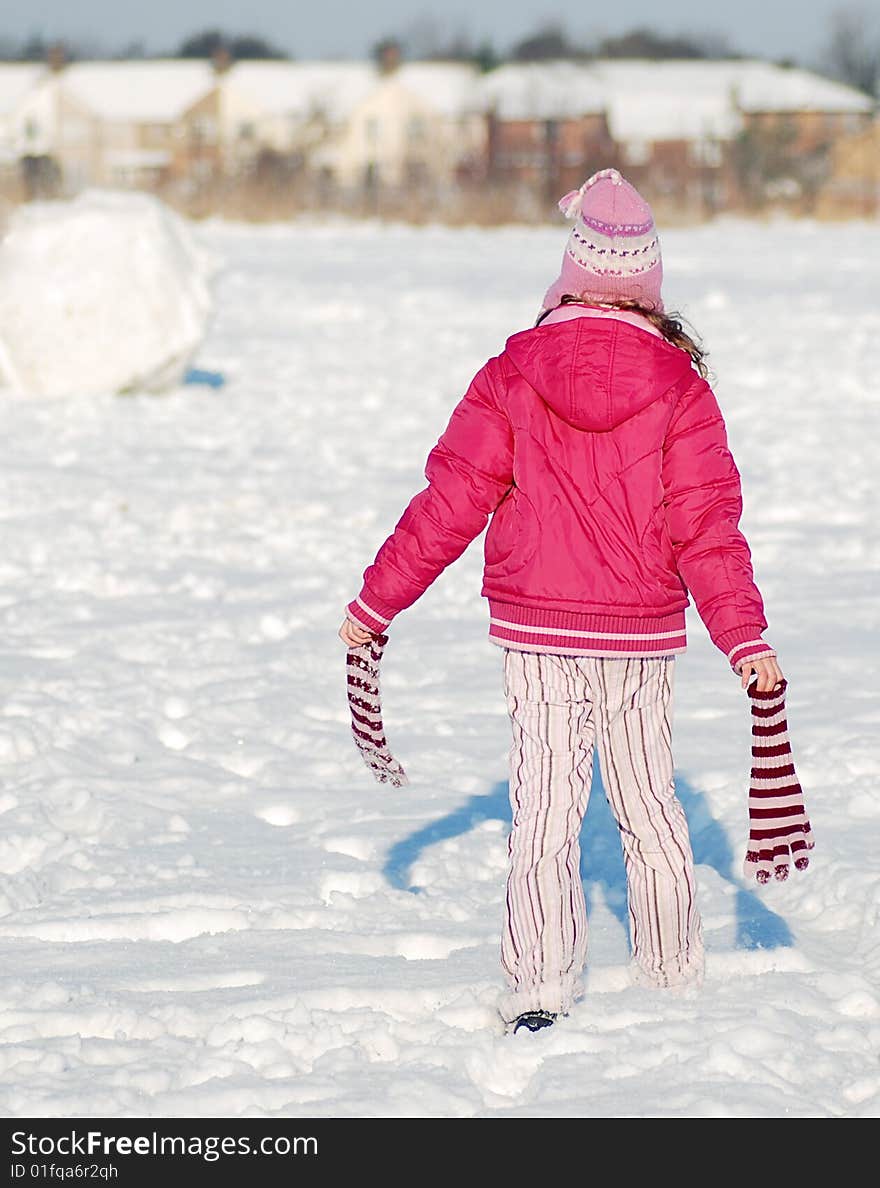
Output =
[{"x1": 0, "y1": 0, "x2": 849, "y2": 66}]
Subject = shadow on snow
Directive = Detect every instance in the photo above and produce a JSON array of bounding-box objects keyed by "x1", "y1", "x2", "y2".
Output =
[{"x1": 382, "y1": 763, "x2": 791, "y2": 951}]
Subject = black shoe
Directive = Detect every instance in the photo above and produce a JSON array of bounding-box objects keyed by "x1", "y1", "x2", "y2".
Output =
[{"x1": 512, "y1": 1009, "x2": 557, "y2": 1034}]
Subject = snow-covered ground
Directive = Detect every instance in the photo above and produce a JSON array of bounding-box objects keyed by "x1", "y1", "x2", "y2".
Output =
[{"x1": 0, "y1": 215, "x2": 877, "y2": 1118}]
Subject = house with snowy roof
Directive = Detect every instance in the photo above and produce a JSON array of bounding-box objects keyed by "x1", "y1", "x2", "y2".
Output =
[
  {"x1": 51, "y1": 60, "x2": 216, "y2": 189},
  {"x1": 308, "y1": 52, "x2": 487, "y2": 194},
  {"x1": 173, "y1": 54, "x2": 487, "y2": 197},
  {"x1": 3, "y1": 52, "x2": 875, "y2": 217},
  {"x1": 728, "y1": 61, "x2": 874, "y2": 207},
  {"x1": 589, "y1": 60, "x2": 746, "y2": 213},
  {"x1": 731, "y1": 60, "x2": 871, "y2": 142},
  {"x1": 595, "y1": 59, "x2": 873, "y2": 211},
  {"x1": 211, "y1": 59, "x2": 375, "y2": 180},
  {"x1": 481, "y1": 62, "x2": 614, "y2": 196}
]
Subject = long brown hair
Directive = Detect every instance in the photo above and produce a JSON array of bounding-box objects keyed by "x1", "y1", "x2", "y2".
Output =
[{"x1": 536, "y1": 295, "x2": 709, "y2": 379}]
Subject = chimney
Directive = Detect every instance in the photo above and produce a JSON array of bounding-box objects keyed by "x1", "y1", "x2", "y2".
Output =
[
  {"x1": 378, "y1": 40, "x2": 401, "y2": 76},
  {"x1": 47, "y1": 43, "x2": 66, "y2": 73},
  {"x1": 211, "y1": 45, "x2": 232, "y2": 75}
]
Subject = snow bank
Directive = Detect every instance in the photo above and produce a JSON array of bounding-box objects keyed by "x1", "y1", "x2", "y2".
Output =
[{"x1": 0, "y1": 190, "x2": 213, "y2": 396}]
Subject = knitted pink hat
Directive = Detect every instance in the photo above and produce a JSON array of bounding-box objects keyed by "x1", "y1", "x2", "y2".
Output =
[{"x1": 542, "y1": 168, "x2": 664, "y2": 313}]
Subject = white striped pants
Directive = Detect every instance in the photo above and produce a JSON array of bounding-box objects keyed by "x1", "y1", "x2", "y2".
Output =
[{"x1": 500, "y1": 650, "x2": 704, "y2": 1022}]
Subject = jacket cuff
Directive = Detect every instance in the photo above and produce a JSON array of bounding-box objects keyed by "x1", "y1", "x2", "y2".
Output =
[
  {"x1": 345, "y1": 591, "x2": 395, "y2": 636},
  {"x1": 715, "y1": 625, "x2": 776, "y2": 673}
]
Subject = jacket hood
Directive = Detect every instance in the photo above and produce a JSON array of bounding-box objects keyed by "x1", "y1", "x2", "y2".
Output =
[{"x1": 503, "y1": 317, "x2": 695, "y2": 432}]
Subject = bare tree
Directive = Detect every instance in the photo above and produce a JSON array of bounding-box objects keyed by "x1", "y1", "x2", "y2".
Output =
[
  {"x1": 511, "y1": 22, "x2": 587, "y2": 61},
  {"x1": 400, "y1": 15, "x2": 449, "y2": 59},
  {"x1": 384, "y1": 17, "x2": 498, "y2": 67},
  {"x1": 18, "y1": 34, "x2": 49, "y2": 61},
  {"x1": 371, "y1": 36, "x2": 403, "y2": 70},
  {"x1": 115, "y1": 40, "x2": 146, "y2": 60},
  {"x1": 176, "y1": 29, "x2": 290, "y2": 61},
  {"x1": 824, "y1": 6, "x2": 880, "y2": 96},
  {"x1": 596, "y1": 27, "x2": 736, "y2": 59},
  {"x1": 373, "y1": 20, "x2": 497, "y2": 69}
]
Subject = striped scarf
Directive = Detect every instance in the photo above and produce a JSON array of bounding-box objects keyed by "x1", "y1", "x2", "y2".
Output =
[
  {"x1": 346, "y1": 634, "x2": 408, "y2": 787},
  {"x1": 744, "y1": 679, "x2": 814, "y2": 884}
]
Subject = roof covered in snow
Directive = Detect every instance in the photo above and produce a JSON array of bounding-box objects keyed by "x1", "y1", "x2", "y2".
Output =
[
  {"x1": 731, "y1": 60, "x2": 874, "y2": 113},
  {"x1": 593, "y1": 62, "x2": 745, "y2": 142},
  {"x1": 553, "y1": 60, "x2": 873, "y2": 142},
  {"x1": 607, "y1": 92, "x2": 741, "y2": 142},
  {"x1": 61, "y1": 60, "x2": 216, "y2": 122},
  {"x1": 482, "y1": 60, "x2": 746, "y2": 138},
  {"x1": 393, "y1": 62, "x2": 484, "y2": 117},
  {"x1": 225, "y1": 60, "x2": 484, "y2": 122},
  {"x1": 0, "y1": 64, "x2": 49, "y2": 116},
  {"x1": 4, "y1": 56, "x2": 869, "y2": 137},
  {"x1": 595, "y1": 59, "x2": 873, "y2": 118},
  {"x1": 482, "y1": 61, "x2": 605, "y2": 119},
  {"x1": 225, "y1": 60, "x2": 375, "y2": 121}
]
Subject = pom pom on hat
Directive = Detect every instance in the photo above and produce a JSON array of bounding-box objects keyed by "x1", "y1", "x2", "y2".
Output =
[
  {"x1": 558, "y1": 169, "x2": 627, "y2": 220},
  {"x1": 585, "y1": 167, "x2": 624, "y2": 186},
  {"x1": 542, "y1": 168, "x2": 664, "y2": 313}
]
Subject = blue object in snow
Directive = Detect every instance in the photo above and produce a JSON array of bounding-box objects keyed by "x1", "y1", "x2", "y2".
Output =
[{"x1": 184, "y1": 368, "x2": 226, "y2": 389}]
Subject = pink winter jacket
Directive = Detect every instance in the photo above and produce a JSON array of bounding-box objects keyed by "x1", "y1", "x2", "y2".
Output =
[{"x1": 347, "y1": 311, "x2": 775, "y2": 672}]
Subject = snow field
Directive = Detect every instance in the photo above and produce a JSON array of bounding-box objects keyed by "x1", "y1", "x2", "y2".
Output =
[{"x1": 0, "y1": 214, "x2": 877, "y2": 1116}]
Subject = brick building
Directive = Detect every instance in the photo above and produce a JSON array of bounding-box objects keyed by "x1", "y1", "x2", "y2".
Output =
[{"x1": 483, "y1": 62, "x2": 615, "y2": 199}]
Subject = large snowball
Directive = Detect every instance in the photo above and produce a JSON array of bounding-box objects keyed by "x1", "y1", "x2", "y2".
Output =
[{"x1": 0, "y1": 190, "x2": 213, "y2": 396}]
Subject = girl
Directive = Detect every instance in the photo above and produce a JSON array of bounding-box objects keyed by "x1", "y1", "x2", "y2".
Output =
[{"x1": 339, "y1": 168, "x2": 783, "y2": 1035}]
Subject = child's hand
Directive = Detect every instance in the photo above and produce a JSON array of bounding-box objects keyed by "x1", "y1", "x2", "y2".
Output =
[
  {"x1": 339, "y1": 616, "x2": 374, "y2": 648},
  {"x1": 740, "y1": 655, "x2": 784, "y2": 692}
]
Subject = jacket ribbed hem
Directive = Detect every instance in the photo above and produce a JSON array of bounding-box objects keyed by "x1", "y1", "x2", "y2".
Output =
[{"x1": 488, "y1": 600, "x2": 688, "y2": 657}]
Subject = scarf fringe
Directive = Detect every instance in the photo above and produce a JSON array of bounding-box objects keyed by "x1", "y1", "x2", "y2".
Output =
[
  {"x1": 744, "y1": 679, "x2": 813, "y2": 884},
  {"x1": 346, "y1": 634, "x2": 408, "y2": 787}
]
